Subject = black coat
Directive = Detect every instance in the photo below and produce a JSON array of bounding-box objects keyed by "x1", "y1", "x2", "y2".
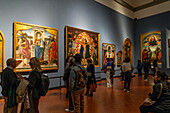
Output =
[
  {"x1": 87, "y1": 64, "x2": 96, "y2": 84},
  {"x1": 150, "y1": 80, "x2": 170, "y2": 112},
  {"x1": 28, "y1": 70, "x2": 41, "y2": 99},
  {"x1": 1, "y1": 67, "x2": 20, "y2": 108}
]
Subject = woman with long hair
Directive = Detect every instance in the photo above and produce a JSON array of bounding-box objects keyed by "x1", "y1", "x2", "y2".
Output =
[{"x1": 28, "y1": 57, "x2": 42, "y2": 113}]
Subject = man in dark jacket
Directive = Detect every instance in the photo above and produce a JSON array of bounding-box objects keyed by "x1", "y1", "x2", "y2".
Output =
[
  {"x1": 143, "y1": 59, "x2": 151, "y2": 81},
  {"x1": 69, "y1": 54, "x2": 88, "y2": 113},
  {"x1": 1, "y1": 58, "x2": 20, "y2": 113}
]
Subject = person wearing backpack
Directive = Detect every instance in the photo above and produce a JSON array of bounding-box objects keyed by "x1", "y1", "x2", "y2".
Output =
[
  {"x1": 69, "y1": 54, "x2": 88, "y2": 113},
  {"x1": 27, "y1": 57, "x2": 42, "y2": 113},
  {"x1": 137, "y1": 60, "x2": 143, "y2": 77},
  {"x1": 63, "y1": 57, "x2": 75, "y2": 112}
]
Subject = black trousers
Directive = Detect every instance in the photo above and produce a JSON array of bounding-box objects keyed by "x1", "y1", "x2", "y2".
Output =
[
  {"x1": 124, "y1": 71, "x2": 131, "y2": 91},
  {"x1": 138, "y1": 69, "x2": 142, "y2": 77},
  {"x1": 144, "y1": 71, "x2": 149, "y2": 80},
  {"x1": 140, "y1": 105, "x2": 162, "y2": 113},
  {"x1": 68, "y1": 90, "x2": 74, "y2": 110}
]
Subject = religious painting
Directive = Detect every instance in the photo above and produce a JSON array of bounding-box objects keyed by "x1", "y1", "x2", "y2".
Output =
[
  {"x1": 117, "y1": 51, "x2": 122, "y2": 67},
  {"x1": 102, "y1": 43, "x2": 116, "y2": 67},
  {"x1": 123, "y1": 38, "x2": 132, "y2": 64},
  {"x1": 65, "y1": 26, "x2": 100, "y2": 66},
  {"x1": 0, "y1": 31, "x2": 5, "y2": 73},
  {"x1": 141, "y1": 31, "x2": 161, "y2": 64},
  {"x1": 14, "y1": 21, "x2": 59, "y2": 72}
]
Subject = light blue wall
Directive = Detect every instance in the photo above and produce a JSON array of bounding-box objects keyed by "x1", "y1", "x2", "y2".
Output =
[
  {"x1": 0, "y1": 0, "x2": 134, "y2": 95},
  {"x1": 134, "y1": 11, "x2": 170, "y2": 74}
]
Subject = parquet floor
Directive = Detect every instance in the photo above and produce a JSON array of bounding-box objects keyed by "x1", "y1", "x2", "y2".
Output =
[{"x1": 0, "y1": 75, "x2": 154, "y2": 113}]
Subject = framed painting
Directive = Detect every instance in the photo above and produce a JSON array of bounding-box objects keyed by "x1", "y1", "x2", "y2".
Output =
[
  {"x1": 102, "y1": 43, "x2": 116, "y2": 67},
  {"x1": 117, "y1": 50, "x2": 122, "y2": 67},
  {"x1": 0, "y1": 31, "x2": 5, "y2": 73},
  {"x1": 14, "y1": 21, "x2": 59, "y2": 72},
  {"x1": 141, "y1": 31, "x2": 161, "y2": 64},
  {"x1": 65, "y1": 26, "x2": 100, "y2": 67},
  {"x1": 123, "y1": 38, "x2": 132, "y2": 64}
]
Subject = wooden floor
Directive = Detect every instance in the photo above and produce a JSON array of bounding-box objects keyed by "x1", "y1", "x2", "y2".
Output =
[{"x1": 0, "y1": 75, "x2": 154, "y2": 113}]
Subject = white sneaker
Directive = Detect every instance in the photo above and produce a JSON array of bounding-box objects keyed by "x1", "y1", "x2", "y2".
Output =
[
  {"x1": 65, "y1": 108, "x2": 74, "y2": 112},
  {"x1": 144, "y1": 79, "x2": 148, "y2": 81},
  {"x1": 123, "y1": 89, "x2": 127, "y2": 92},
  {"x1": 127, "y1": 90, "x2": 130, "y2": 93}
]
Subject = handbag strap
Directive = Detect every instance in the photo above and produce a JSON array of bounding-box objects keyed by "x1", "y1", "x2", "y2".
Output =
[{"x1": 156, "y1": 83, "x2": 163, "y2": 100}]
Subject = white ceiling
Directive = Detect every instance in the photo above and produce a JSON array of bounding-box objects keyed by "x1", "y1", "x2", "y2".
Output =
[
  {"x1": 96, "y1": 0, "x2": 170, "y2": 19},
  {"x1": 123, "y1": 0, "x2": 154, "y2": 7}
]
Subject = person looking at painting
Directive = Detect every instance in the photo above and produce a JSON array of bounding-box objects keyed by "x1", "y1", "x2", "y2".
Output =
[
  {"x1": 143, "y1": 58, "x2": 151, "y2": 81},
  {"x1": 110, "y1": 58, "x2": 115, "y2": 85},
  {"x1": 137, "y1": 60, "x2": 143, "y2": 77},
  {"x1": 101, "y1": 58, "x2": 112, "y2": 88},
  {"x1": 85, "y1": 58, "x2": 96, "y2": 97},
  {"x1": 153, "y1": 60, "x2": 158, "y2": 77},
  {"x1": 122, "y1": 57, "x2": 133, "y2": 92},
  {"x1": 63, "y1": 57, "x2": 75, "y2": 112},
  {"x1": 1, "y1": 58, "x2": 21, "y2": 113},
  {"x1": 27, "y1": 57, "x2": 43, "y2": 113},
  {"x1": 18, "y1": 33, "x2": 30, "y2": 66},
  {"x1": 69, "y1": 54, "x2": 88, "y2": 113}
]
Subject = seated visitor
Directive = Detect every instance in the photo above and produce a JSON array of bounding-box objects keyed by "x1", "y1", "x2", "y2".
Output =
[{"x1": 140, "y1": 71, "x2": 170, "y2": 113}]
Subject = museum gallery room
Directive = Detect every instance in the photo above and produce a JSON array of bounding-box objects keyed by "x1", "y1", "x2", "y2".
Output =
[{"x1": 0, "y1": 0, "x2": 170, "y2": 113}]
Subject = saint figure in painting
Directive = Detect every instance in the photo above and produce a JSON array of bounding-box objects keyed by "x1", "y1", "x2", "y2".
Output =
[
  {"x1": 147, "y1": 47, "x2": 152, "y2": 60},
  {"x1": 142, "y1": 47, "x2": 148, "y2": 61},
  {"x1": 149, "y1": 35, "x2": 157, "y2": 46},
  {"x1": 48, "y1": 36, "x2": 57, "y2": 64},
  {"x1": 155, "y1": 46, "x2": 161, "y2": 62},
  {"x1": 18, "y1": 33, "x2": 30, "y2": 66},
  {"x1": 35, "y1": 32, "x2": 45, "y2": 60}
]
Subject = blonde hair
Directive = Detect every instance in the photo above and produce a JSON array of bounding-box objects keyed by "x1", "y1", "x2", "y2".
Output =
[{"x1": 29, "y1": 57, "x2": 42, "y2": 72}]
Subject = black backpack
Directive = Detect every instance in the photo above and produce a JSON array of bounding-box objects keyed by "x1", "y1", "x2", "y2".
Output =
[
  {"x1": 38, "y1": 73, "x2": 50, "y2": 96},
  {"x1": 74, "y1": 65, "x2": 86, "y2": 90}
]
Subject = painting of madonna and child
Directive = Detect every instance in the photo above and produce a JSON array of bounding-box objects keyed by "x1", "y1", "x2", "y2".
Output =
[
  {"x1": 102, "y1": 43, "x2": 116, "y2": 67},
  {"x1": 65, "y1": 26, "x2": 100, "y2": 66},
  {"x1": 14, "y1": 22, "x2": 59, "y2": 72},
  {"x1": 141, "y1": 31, "x2": 162, "y2": 65}
]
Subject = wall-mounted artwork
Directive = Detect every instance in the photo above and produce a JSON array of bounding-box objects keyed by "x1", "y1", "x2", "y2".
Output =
[
  {"x1": 141, "y1": 31, "x2": 161, "y2": 64},
  {"x1": 14, "y1": 21, "x2": 59, "y2": 72},
  {"x1": 123, "y1": 38, "x2": 132, "y2": 64},
  {"x1": 65, "y1": 26, "x2": 100, "y2": 66},
  {"x1": 102, "y1": 43, "x2": 116, "y2": 66},
  {"x1": 117, "y1": 51, "x2": 122, "y2": 67},
  {"x1": 0, "y1": 31, "x2": 5, "y2": 72}
]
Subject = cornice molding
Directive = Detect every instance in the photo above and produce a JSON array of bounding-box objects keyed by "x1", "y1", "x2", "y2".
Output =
[{"x1": 95, "y1": 0, "x2": 170, "y2": 19}]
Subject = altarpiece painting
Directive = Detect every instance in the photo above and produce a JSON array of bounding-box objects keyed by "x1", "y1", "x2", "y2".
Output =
[
  {"x1": 117, "y1": 51, "x2": 122, "y2": 67},
  {"x1": 0, "y1": 31, "x2": 5, "y2": 72},
  {"x1": 102, "y1": 43, "x2": 116, "y2": 67},
  {"x1": 123, "y1": 38, "x2": 132, "y2": 64},
  {"x1": 141, "y1": 31, "x2": 161, "y2": 64},
  {"x1": 14, "y1": 22, "x2": 59, "y2": 72},
  {"x1": 65, "y1": 26, "x2": 100, "y2": 66}
]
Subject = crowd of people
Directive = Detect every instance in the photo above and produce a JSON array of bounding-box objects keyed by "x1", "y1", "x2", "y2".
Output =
[{"x1": 0, "y1": 54, "x2": 170, "y2": 113}]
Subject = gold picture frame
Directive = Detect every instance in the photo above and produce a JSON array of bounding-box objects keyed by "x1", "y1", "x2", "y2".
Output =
[
  {"x1": 140, "y1": 31, "x2": 161, "y2": 64},
  {"x1": 102, "y1": 43, "x2": 116, "y2": 67},
  {"x1": 0, "y1": 31, "x2": 5, "y2": 73},
  {"x1": 123, "y1": 38, "x2": 132, "y2": 64},
  {"x1": 116, "y1": 50, "x2": 122, "y2": 67},
  {"x1": 14, "y1": 21, "x2": 59, "y2": 72},
  {"x1": 65, "y1": 26, "x2": 100, "y2": 67}
]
